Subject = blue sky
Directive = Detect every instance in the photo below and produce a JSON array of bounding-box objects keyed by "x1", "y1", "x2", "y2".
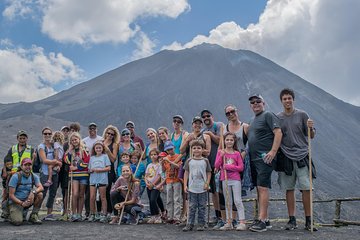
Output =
[{"x1": 0, "y1": 0, "x2": 359, "y2": 106}]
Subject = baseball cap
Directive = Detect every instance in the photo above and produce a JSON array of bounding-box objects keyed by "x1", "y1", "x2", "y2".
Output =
[
  {"x1": 159, "y1": 152, "x2": 168, "y2": 157},
  {"x1": 173, "y1": 115, "x2": 184, "y2": 124},
  {"x1": 125, "y1": 121, "x2": 135, "y2": 128},
  {"x1": 192, "y1": 116, "x2": 203, "y2": 124},
  {"x1": 88, "y1": 122, "x2": 97, "y2": 128},
  {"x1": 21, "y1": 158, "x2": 32, "y2": 165},
  {"x1": 61, "y1": 126, "x2": 70, "y2": 131},
  {"x1": 164, "y1": 141, "x2": 175, "y2": 151},
  {"x1": 248, "y1": 94, "x2": 264, "y2": 101},
  {"x1": 121, "y1": 128, "x2": 131, "y2": 135},
  {"x1": 17, "y1": 130, "x2": 28, "y2": 137},
  {"x1": 200, "y1": 109, "x2": 212, "y2": 117}
]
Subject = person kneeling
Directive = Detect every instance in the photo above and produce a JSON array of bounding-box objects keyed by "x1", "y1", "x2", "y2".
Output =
[
  {"x1": 110, "y1": 165, "x2": 142, "y2": 224},
  {"x1": 7, "y1": 158, "x2": 44, "y2": 226}
]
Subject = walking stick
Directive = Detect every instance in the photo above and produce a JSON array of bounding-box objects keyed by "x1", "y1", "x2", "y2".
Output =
[
  {"x1": 308, "y1": 127, "x2": 313, "y2": 232},
  {"x1": 220, "y1": 126, "x2": 232, "y2": 227},
  {"x1": 68, "y1": 153, "x2": 74, "y2": 221},
  {"x1": 118, "y1": 148, "x2": 146, "y2": 225}
]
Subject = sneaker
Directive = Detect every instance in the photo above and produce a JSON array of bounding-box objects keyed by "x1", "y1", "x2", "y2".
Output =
[
  {"x1": 285, "y1": 219, "x2": 297, "y2": 230},
  {"x1": 29, "y1": 213, "x2": 42, "y2": 225},
  {"x1": 154, "y1": 216, "x2": 163, "y2": 224},
  {"x1": 305, "y1": 223, "x2": 318, "y2": 231},
  {"x1": 236, "y1": 223, "x2": 247, "y2": 231},
  {"x1": 147, "y1": 216, "x2": 156, "y2": 224},
  {"x1": 232, "y1": 219, "x2": 238, "y2": 228},
  {"x1": 196, "y1": 225, "x2": 206, "y2": 231},
  {"x1": 58, "y1": 214, "x2": 69, "y2": 221},
  {"x1": 109, "y1": 216, "x2": 119, "y2": 225},
  {"x1": 88, "y1": 214, "x2": 96, "y2": 222},
  {"x1": 265, "y1": 219, "x2": 272, "y2": 229},
  {"x1": 220, "y1": 222, "x2": 234, "y2": 230},
  {"x1": 182, "y1": 224, "x2": 194, "y2": 232},
  {"x1": 249, "y1": 220, "x2": 267, "y2": 232},
  {"x1": 128, "y1": 214, "x2": 139, "y2": 225},
  {"x1": 70, "y1": 214, "x2": 81, "y2": 222},
  {"x1": 99, "y1": 214, "x2": 107, "y2": 223},
  {"x1": 43, "y1": 214, "x2": 56, "y2": 221},
  {"x1": 212, "y1": 219, "x2": 225, "y2": 230}
]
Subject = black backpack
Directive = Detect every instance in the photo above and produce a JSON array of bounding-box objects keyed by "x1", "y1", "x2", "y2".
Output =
[{"x1": 32, "y1": 147, "x2": 49, "y2": 173}]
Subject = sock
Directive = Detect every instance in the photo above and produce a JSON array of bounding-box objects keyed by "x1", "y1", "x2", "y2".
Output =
[
  {"x1": 305, "y1": 216, "x2": 311, "y2": 225},
  {"x1": 289, "y1": 216, "x2": 296, "y2": 222}
]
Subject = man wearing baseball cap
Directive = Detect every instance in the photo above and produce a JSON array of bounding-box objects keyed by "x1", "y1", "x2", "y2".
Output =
[
  {"x1": 125, "y1": 121, "x2": 145, "y2": 151},
  {"x1": 7, "y1": 158, "x2": 44, "y2": 225}
]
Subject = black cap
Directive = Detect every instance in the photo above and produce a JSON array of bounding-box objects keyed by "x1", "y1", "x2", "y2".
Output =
[
  {"x1": 248, "y1": 94, "x2": 264, "y2": 101},
  {"x1": 17, "y1": 130, "x2": 28, "y2": 137},
  {"x1": 173, "y1": 115, "x2": 184, "y2": 123},
  {"x1": 192, "y1": 116, "x2": 203, "y2": 124},
  {"x1": 200, "y1": 109, "x2": 212, "y2": 116}
]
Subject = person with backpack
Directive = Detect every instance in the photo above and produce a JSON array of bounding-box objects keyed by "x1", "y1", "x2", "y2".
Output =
[
  {"x1": 7, "y1": 158, "x2": 44, "y2": 225},
  {"x1": 38, "y1": 127, "x2": 62, "y2": 221}
]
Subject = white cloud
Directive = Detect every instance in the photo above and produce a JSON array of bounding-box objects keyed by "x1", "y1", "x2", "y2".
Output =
[
  {"x1": 0, "y1": 44, "x2": 84, "y2": 103},
  {"x1": 131, "y1": 32, "x2": 157, "y2": 60},
  {"x1": 6, "y1": 0, "x2": 190, "y2": 45},
  {"x1": 163, "y1": 0, "x2": 360, "y2": 106}
]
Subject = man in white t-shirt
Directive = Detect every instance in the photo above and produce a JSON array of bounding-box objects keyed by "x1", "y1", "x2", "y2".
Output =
[
  {"x1": 82, "y1": 122, "x2": 102, "y2": 219},
  {"x1": 83, "y1": 123, "x2": 103, "y2": 152}
]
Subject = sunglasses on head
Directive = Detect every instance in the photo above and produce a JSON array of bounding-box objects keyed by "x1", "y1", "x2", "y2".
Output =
[
  {"x1": 107, "y1": 132, "x2": 115, "y2": 136},
  {"x1": 202, "y1": 114, "x2": 211, "y2": 119},
  {"x1": 250, "y1": 99, "x2": 262, "y2": 104},
  {"x1": 225, "y1": 109, "x2": 236, "y2": 117},
  {"x1": 43, "y1": 132, "x2": 52, "y2": 136}
]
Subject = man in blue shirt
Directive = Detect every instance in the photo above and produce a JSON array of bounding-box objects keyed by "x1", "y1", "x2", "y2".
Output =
[{"x1": 8, "y1": 158, "x2": 44, "y2": 225}]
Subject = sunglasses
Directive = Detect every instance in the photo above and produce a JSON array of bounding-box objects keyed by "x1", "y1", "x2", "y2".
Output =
[
  {"x1": 107, "y1": 132, "x2": 115, "y2": 136},
  {"x1": 122, "y1": 133, "x2": 130, "y2": 136},
  {"x1": 43, "y1": 132, "x2": 52, "y2": 136},
  {"x1": 250, "y1": 99, "x2": 262, "y2": 104},
  {"x1": 126, "y1": 125, "x2": 134, "y2": 129},
  {"x1": 202, "y1": 114, "x2": 211, "y2": 119},
  {"x1": 89, "y1": 127, "x2": 97, "y2": 131},
  {"x1": 225, "y1": 109, "x2": 236, "y2": 117},
  {"x1": 173, "y1": 119, "x2": 183, "y2": 124}
]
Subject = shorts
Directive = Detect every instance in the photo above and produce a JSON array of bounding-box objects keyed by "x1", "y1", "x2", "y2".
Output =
[
  {"x1": 9, "y1": 203, "x2": 28, "y2": 224},
  {"x1": 278, "y1": 159, "x2": 310, "y2": 191},
  {"x1": 72, "y1": 177, "x2": 88, "y2": 185},
  {"x1": 251, "y1": 159, "x2": 274, "y2": 188}
]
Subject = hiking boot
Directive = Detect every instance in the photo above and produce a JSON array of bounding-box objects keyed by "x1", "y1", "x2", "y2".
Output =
[
  {"x1": 196, "y1": 225, "x2": 206, "y2": 231},
  {"x1": 43, "y1": 214, "x2": 56, "y2": 221},
  {"x1": 236, "y1": 223, "x2": 247, "y2": 231},
  {"x1": 88, "y1": 214, "x2": 96, "y2": 222},
  {"x1": 29, "y1": 213, "x2": 42, "y2": 225},
  {"x1": 212, "y1": 219, "x2": 225, "y2": 230},
  {"x1": 220, "y1": 222, "x2": 234, "y2": 230},
  {"x1": 285, "y1": 219, "x2": 297, "y2": 230},
  {"x1": 265, "y1": 219, "x2": 272, "y2": 229},
  {"x1": 249, "y1": 220, "x2": 267, "y2": 232},
  {"x1": 182, "y1": 224, "x2": 194, "y2": 232}
]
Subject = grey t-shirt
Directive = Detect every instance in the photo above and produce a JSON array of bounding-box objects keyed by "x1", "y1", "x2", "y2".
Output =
[
  {"x1": 202, "y1": 122, "x2": 223, "y2": 168},
  {"x1": 277, "y1": 109, "x2": 309, "y2": 161},
  {"x1": 184, "y1": 157, "x2": 211, "y2": 193},
  {"x1": 248, "y1": 111, "x2": 281, "y2": 161},
  {"x1": 89, "y1": 154, "x2": 111, "y2": 185}
]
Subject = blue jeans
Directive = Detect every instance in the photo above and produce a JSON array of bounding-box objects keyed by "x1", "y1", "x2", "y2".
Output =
[{"x1": 188, "y1": 191, "x2": 207, "y2": 225}]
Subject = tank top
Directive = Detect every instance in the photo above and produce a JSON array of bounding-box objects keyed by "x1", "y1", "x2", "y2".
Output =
[
  {"x1": 225, "y1": 123, "x2": 246, "y2": 151},
  {"x1": 171, "y1": 131, "x2": 183, "y2": 154}
]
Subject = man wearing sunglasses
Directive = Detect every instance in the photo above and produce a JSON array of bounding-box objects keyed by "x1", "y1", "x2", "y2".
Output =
[
  {"x1": 247, "y1": 94, "x2": 282, "y2": 232},
  {"x1": 200, "y1": 109, "x2": 223, "y2": 226},
  {"x1": 125, "y1": 121, "x2": 145, "y2": 151}
]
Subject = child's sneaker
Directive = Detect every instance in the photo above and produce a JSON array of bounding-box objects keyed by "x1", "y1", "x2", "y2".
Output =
[
  {"x1": 196, "y1": 225, "x2": 206, "y2": 231},
  {"x1": 88, "y1": 214, "x2": 96, "y2": 222},
  {"x1": 154, "y1": 215, "x2": 163, "y2": 224},
  {"x1": 236, "y1": 223, "x2": 247, "y2": 231},
  {"x1": 147, "y1": 216, "x2": 156, "y2": 224},
  {"x1": 182, "y1": 224, "x2": 194, "y2": 232},
  {"x1": 212, "y1": 219, "x2": 225, "y2": 230},
  {"x1": 220, "y1": 222, "x2": 233, "y2": 230}
]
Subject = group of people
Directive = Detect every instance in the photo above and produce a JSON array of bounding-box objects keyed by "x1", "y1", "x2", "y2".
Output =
[{"x1": 1, "y1": 88, "x2": 316, "y2": 233}]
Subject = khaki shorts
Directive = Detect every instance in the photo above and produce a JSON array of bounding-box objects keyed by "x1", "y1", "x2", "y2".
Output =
[
  {"x1": 278, "y1": 160, "x2": 310, "y2": 191},
  {"x1": 9, "y1": 203, "x2": 26, "y2": 224}
]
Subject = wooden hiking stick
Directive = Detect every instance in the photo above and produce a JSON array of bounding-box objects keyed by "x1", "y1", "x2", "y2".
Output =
[
  {"x1": 118, "y1": 148, "x2": 146, "y2": 225},
  {"x1": 68, "y1": 153, "x2": 74, "y2": 220},
  {"x1": 308, "y1": 127, "x2": 314, "y2": 232},
  {"x1": 220, "y1": 126, "x2": 232, "y2": 226}
]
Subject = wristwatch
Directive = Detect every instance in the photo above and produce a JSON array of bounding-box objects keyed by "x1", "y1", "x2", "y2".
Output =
[{"x1": 32, "y1": 190, "x2": 36, "y2": 194}]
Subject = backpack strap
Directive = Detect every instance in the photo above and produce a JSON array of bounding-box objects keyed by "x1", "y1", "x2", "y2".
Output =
[{"x1": 16, "y1": 171, "x2": 35, "y2": 189}]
